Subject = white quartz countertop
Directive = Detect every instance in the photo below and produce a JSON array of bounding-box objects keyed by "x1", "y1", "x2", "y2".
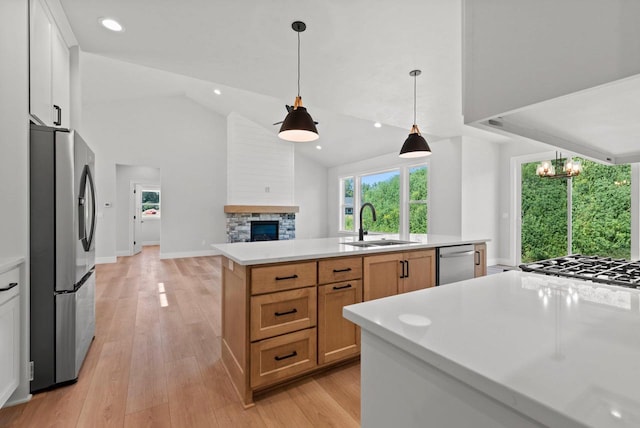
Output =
[
  {"x1": 0, "y1": 257, "x2": 24, "y2": 274},
  {"x1": 212, "y1": 235, "x2": 488, "y2": 265},
  {"x1": 344, "y1": 270, "x2": 640, "y2": 428}
]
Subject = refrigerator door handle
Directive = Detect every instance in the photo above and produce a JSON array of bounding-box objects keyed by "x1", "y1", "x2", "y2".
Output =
[{"x1": 78, "y1": 165, "x2": 96, "y2": 252}]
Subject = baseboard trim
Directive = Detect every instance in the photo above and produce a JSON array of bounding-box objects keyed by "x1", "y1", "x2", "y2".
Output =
[
  {"x1": 96, "y1": 256, "x2": 117, "y2": 264},
  {"x1": 3, "y1": 393, "x2": 32, "y2": 408},
  {"x1": 159, "y1": 249, "x2": 221, "y2": 260},
  {"x1": 493, "y1": 258, "x2": 516, "y2": 268},
  {"x1": 116, "y1": 250, "x2": 131, "y2": 257},
  {"x1": 142, "y1": 241, "x2": 160, "y2": 246}
]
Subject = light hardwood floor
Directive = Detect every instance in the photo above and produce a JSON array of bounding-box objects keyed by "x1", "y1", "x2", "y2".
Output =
[{"x1": 0, "y1": 246, "x2": 361, "y2": 427}]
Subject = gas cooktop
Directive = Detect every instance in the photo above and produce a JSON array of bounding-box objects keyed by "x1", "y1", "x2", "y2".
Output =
[{"x1": 520, "y1": 255, "x2": 640, "y2": 289}]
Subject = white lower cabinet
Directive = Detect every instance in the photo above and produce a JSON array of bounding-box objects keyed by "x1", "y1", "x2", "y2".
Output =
[{"x1": 0, "y1": 267, "x2": 20, "y2": 408}]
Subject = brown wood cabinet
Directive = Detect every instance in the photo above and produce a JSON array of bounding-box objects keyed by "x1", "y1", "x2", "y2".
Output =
[
  {"x1": 222, "y1": 256, "x2": 362, "y2": 408},
  {"x1": 364, "y1": 249, "x2": 436, "y2": 301},
  {"x1": 474, "y1": 243, "x2": 487, "y2": 277},
  {"x1": 318, "y1": 279, "x2": 362, "y2": 365}
]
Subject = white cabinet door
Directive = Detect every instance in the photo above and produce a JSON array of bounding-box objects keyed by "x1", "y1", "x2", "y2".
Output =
[
  {"x1": 51, "y1": 28, "x2": 70, "y2": 128},
  {"x1": 0, "y1": 269, "x2": 20, "y2": 408},
  {"x1": 29, "y1": 0, "x2": 52, "y2": 126}
]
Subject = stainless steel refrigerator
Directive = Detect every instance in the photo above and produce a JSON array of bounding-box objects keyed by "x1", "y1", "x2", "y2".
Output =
[{"x1": 29, "y1": 124, "x2": 96, "y2": 392}]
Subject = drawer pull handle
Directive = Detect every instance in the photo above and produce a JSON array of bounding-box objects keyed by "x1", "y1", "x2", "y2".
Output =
[
  {"x1": 274, "y1": 351, "x2": 298, "y2": 361},
  {"x1": 275, "y1": 274, "x2": 298, "y2": 281},
  {"x1": 333, "y1": 284, "x2": 352, "y2": 290},
  {"x1": 0, "y1": 282, "x2": 18, "y2": 292},
  {"x1": 333, "y1": 267, "x2": 352, "y2": 273},
  {"x1": 274, "y1": 308, "x2": 297, "y2": 317}
]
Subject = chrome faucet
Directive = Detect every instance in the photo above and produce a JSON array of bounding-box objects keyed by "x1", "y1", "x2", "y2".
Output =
[{"x1": 359, "y1": 203, "x2": 377, "y2": 241}]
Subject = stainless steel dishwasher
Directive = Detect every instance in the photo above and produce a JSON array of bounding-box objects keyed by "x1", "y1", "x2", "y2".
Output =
[{"x1": 437, "y1": 244, "x2": 476, "y2": 285}]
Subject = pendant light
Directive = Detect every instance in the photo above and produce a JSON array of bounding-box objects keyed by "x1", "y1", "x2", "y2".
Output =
[
  {"x1": 399, "y1": 70, "x2": 431, "y2": 158},
  {"x1": 278, "y1": 21, "x2": 319, "y2": 142}
]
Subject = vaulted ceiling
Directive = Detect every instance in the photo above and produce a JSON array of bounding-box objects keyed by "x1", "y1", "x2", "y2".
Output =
[{"x1": 60, "y1": 0, "x2": 509, "y2": 166}]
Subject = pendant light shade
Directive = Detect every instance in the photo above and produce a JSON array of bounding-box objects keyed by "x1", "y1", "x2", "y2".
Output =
[
  {"x1": 399, "y1": 70, "x2": 431, "y2": 158},
  {"x1": 278, "y1": 21, "x2": 319, "y2": 142},
  {"x1": 278, "y1": 97, "x2": 319, "y2": 142}
]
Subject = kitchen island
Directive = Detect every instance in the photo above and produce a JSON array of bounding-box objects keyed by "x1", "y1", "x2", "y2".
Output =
[
  {"x1": 213, "y1": 235, "x2": 488, "y2": 407},
  {"x1": 343, "y1": 270, "x2": 640, "y2": 428}
]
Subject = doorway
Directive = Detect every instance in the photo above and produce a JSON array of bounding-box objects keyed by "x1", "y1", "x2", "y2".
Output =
[{"x1": 115, "y1": 164, "x2": 161, "y2": 256}]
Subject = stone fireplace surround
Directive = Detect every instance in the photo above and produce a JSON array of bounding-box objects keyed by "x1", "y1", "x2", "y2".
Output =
[{"x1": 224, "y1": 205, "x2": 298, "y2": 243}]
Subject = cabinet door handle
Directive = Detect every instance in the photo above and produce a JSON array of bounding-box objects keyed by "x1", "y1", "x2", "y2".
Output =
[
  {"x1": 333, "y1": 283, "x2": 352, "y2": 290},
  {"x1": 475, "y1": 251, "x2": 480, "y2": 265},
  {"x1": 275, "y1": 274, "x2": 298, "y2": 281},
  {"x1": 274, "y1": 308, "x2": 297, "y2": 317},
  {"x1": 274, "y1": 351, "x2": 297, "y2": 361},
  {"x1": 0, "y1": 282, "x2": 18, "y2": 292},
  {"x1": 399, "y1": 260, "x2": 406, "y2": 279},
  {"x1": 405, "y1": 260, "x2": 409, "y2": 278},
  {"x1": 333, "y1": 267, "x2": 352, "y2": 273},
  {"x1": 53, "y1": 105, "x2": 62, "y2": 126}
]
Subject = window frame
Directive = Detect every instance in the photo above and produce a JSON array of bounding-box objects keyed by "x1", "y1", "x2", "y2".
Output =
[{"x1": 338, "y1": 162, "x2": 429, "y2": 238}]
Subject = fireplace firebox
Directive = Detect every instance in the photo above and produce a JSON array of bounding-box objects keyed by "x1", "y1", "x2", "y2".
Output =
[{"x1": 250, "y1": 220, "x2": 279, "y2": 241}]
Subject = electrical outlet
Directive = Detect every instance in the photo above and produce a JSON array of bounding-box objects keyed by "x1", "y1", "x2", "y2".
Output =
[{"x1": 265, "y1": 186, "x2": 270, "y2": 193}]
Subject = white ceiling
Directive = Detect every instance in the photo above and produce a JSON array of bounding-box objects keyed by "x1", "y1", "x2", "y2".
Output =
[{"x1": 59, "y1": 0, "x2": 511, "y2": 167}]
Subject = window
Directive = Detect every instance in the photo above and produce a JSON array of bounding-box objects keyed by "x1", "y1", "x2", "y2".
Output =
[
  {"x1": 360, "y1": 170, "x2": 400, "y2": 233},
  {"x1": 141, "y1": 189, "x2": 160, "y2": 217},
  {"x1": 408, "y1": 165, "x2": 427, "y2": 234},
  {"x1": 339, "y1": 163, "x2": 428, "y2": 236},
  {"x1": 520, "y1": 157, "x2": 630, "y2": 263},
  {"x1": 340, "y1": 177, "x2": 355, "y2": 231}
]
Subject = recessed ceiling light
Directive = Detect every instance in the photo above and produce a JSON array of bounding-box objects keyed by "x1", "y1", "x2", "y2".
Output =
[
  {"x1": 374, "y1": 122, "x2": 382, "y2": 128},
  {"x1": 99, "y1": 17, "x2": 124, "y2": 32},
  {"x1": 316, "y1": 145, "x2": 322, "y2": 150},
  {"x1": 213, "y1": 89, "x2": 221, "y2": 95}
]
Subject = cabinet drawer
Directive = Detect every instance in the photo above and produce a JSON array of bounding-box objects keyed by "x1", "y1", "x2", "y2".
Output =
[
  {"x1": 251, "y1": 262, "x2": 317, "y2": 295},
  {"x1": 0, "y1": 268, "x2": 19, "y2": 306},
  {"x1": 318, "y1": 257, "x2": 362, "y2": 284},
  {"x1": 250, "y1": 328, "x2": 317, "y2": 388},
  {"x1": 251, "y1": 287, "x2": 316, "y2": 341}
]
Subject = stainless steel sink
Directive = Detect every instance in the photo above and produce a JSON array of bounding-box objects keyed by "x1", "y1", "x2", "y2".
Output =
[{"x1": 343, "y1": 239, "x2": 415, "y2": 248}]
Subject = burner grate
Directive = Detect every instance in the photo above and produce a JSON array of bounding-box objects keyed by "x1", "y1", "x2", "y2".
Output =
[{"x1": 520, "y1": 255, "x2": 640, "y2": 289}]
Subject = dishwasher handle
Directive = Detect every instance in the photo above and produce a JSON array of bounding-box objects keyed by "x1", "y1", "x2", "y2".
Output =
[{"x1": 440, "y1": 250, "x2": 475, "y2": 258}]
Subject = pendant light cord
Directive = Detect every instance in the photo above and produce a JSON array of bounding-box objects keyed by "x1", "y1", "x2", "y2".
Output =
[
  {"x1": 413, "y1": 73, "x2": 417, "y2": 125},
  {"x1": 297, "y1": 31, "x2": 301, "y2": 97}
]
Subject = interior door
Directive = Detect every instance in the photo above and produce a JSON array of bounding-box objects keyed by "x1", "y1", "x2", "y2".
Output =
[{"x1": 133, "y1": 185, "x2": 142, "y2": 255}]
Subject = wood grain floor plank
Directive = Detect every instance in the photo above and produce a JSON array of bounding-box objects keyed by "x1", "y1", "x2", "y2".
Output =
[
  {"x1": 165, "y1": 356, "x2": 220, "y2": 428},
  {"x1": 75, "y1": 338, "x2": 133, "y2": 428},
  {"x1": 287, "y1": 378, "x2": 359, "y2": 427},
  {"x1": 124, "y1": 403, "x2": 171, "y2": 428}
]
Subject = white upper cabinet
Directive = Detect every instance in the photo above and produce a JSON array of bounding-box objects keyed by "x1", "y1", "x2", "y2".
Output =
[
  {"x1": 51, "y1": 28, "x2": 70, "y2": 128},
  {"x1": 29, "y1": 0, "x2": 70, "y2": 128}
]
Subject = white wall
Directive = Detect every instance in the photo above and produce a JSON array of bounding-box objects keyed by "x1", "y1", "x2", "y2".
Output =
[
  {"x1": 0, "y1": 0, "x2": 30, "y2": 405},
  {"x1": 294, "y1": 152, "x2": 328, "y2": 239},
  {"x1": 428, "y1": 137, "x2": 463, "y2": 236},
  {"x1": 115, "y1": 165, "x2": 161, "y2": 254},
  {"x1": 227, "y1": 112, "x2": 294, "y2": 205},
  {"x1": 463, "y1": 0, "x2": 640, "y2": 123},
  {"x1": 82, "y1": 88, "x2": 227, "y2": 260},
  {"x1": 461, "y1": 137, "x2": 500, "y2": 264}
]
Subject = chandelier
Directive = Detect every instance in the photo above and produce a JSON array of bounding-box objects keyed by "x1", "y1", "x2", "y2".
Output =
[{"x1": 536, "y1": 152, "x2": 582, "y2": 179}]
